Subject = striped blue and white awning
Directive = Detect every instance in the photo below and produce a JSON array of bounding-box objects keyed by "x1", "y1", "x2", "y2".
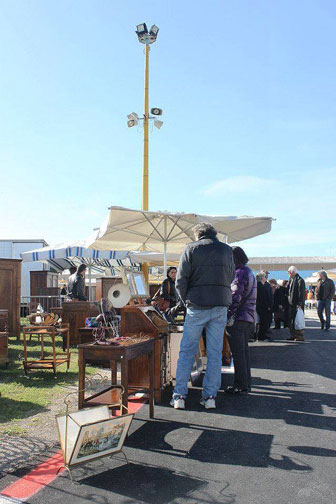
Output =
[{"x1": 21, "y1": 241, "x2": 131, "y2": 274}]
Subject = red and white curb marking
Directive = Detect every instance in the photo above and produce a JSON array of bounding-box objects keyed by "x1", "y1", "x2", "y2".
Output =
[{"x1": 0, "y1": 397, "x2": 146, "y2": 502}]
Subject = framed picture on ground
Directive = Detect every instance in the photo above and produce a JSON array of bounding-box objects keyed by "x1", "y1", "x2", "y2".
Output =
[{"x1": 56, "y1": 405, "x2": 133, "y2": 467}]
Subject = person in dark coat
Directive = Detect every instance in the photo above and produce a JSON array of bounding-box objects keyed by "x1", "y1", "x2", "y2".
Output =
[
  {"x1": 262, "y1": 270, "x2": 274, "y2": 328},
  {"x1": 159, "y1": 266, "x2": 184, "y2": 321},
  {"x1": 287, "y1": 266, "x2": 305, "y2": 341},
  {"x1": 273, "y1": 280, "x2": 289, "y2": 329},
  {"x1": 225, "y1": 246, "x2": 256, "y2": 394},
  {"x1": 172, "y1": 222, "x2": 235, "y2": 410},
  {"x1": 66, "y1": 266, "x2": 77, "y2": 295},
  {"x1": 316, "y1": 270, "x2": 335, "y2": 330},
  {"x1": 160, "y1": 267, "x2": 178, "y2": 308},
  {"x1": 68, "y1": 264, "x2": 87, "y2": 301},
  {"x1": 256, "y1": 272, "x2": 271, "y2": 341}
]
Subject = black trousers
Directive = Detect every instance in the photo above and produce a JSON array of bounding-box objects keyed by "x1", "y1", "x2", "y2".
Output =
[
  {"x1": 257, "y1": 312, "x2": 269, "y2": 340},
  {"x1": 226, "y1": 321, "x2": 253, "y2": 390}
]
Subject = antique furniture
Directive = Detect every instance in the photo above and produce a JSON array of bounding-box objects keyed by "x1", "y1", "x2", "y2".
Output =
[
  {"x1": 78, "y1": 327, "x2": 95, "y2": 345},
  {"x1": 0, "y1": 331, "x2": 9, "y2": 367},
  {"x1": 0, "y1": 259, "x2": 21, "y2": 339},
  {"x1": 0, "y1": 309, "x2": 9, "y2": 331},
  {"x1": 62, "y1": 301, "x2": 99, "y2": 345},
  {"x1": 30, "y1": 271, "x2": 59, "y2": 295},
  {"x1": 78, "y1": 338, "x2": 155, "y2": 418},
  {"x1": 95, "y1": 277, "x2": 122, "y2": 301},
  {"x1": 22, "y1": 324, "x2": 70, "y2": 376},
  {"x1": 120, "y1": 305, "x2": 170, "y2": 402}
]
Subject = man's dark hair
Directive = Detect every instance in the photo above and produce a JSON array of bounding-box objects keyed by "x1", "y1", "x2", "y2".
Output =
[
  {"x1": 69, "y1": 266, "x2": 77, "y2": 275},
  {"x1": 193, "y1": 223, "x2": 217, "y2": 240},
  {"x1": 77, "y1": 264, "x2": 87, "y2": 274},
  {"x1": 232, "y1": 246, "x2": 248, "y2": 266}
]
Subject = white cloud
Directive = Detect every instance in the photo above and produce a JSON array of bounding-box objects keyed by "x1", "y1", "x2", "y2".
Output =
[{"x1": 203, "y1": 175, "x2": 278, "y2": 196}]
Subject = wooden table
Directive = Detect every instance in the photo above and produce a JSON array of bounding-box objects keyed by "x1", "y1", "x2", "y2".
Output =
[
  {"x1": 23, "y1": 324, "x2": 70, "y2": 376},
  {"x1": 78, "y1": 339, "x2": 155, "y2": 418}
]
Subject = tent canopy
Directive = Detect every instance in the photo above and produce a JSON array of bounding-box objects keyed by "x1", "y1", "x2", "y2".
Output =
[{"x1": 21, "y1": 241, "x2": 130, "y2": 274}]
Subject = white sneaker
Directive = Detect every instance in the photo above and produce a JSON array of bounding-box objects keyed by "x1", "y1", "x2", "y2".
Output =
[
  {"x1": 170, "y1": 396, "x2": 185, "y2": 409},
  {"x1": 200, "y1": 396, "x2": 216, "y2": 409}
]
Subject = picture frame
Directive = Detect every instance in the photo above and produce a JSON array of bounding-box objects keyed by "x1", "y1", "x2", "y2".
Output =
[{"x1": 56, "y1": 405, "x2": 133, "y2": 468}]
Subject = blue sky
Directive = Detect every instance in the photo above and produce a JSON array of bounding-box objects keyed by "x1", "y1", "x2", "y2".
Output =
[{"x1": 1, "y1": 0, "x2": 336, "y2": 258}]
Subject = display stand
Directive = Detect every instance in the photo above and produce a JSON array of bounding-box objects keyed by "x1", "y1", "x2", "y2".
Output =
[
  {"x1": 78, "y1": 337, "x2": 155, "y2": 418},
  {"x1": 23, "y1": 324, "x2": 70, "y2": 376},
  {"x1": 56, "y1": 386, "x2": 133, "y2": 482}
]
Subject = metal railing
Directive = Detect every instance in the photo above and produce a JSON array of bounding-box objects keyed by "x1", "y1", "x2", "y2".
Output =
[{"x1": 21, "y1": 295, "x2": 67, "y2": 316}]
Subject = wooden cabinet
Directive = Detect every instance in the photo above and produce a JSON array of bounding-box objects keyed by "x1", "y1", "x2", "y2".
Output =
[
  {"x1": 121, "y1": 305, "x2": 170, "y2": 402},
  {"x1": 0, "y1": 259, "x2": 21, "y2": 338},
  {"x1": 62, "y1": 301, "x2": 99, "y2": 345},
  {"x1": 95, "y1": 277, "x2": 123, "y2": 301},
  {"x1": 0, "y1": 331, "x2": 9, "y2": 367},
  {"x1": 30, "y1": 271, "x2": 58, "y2": 296}
]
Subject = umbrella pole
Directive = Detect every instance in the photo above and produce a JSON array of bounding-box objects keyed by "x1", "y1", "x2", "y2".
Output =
[
  {"x1": 163, "y1": 242, "x2": 167, "y2": 277},
  {"x1": 88, "y1": 265, "x2": 92, "y2": 301}
]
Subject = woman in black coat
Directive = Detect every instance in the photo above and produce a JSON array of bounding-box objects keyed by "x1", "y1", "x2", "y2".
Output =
[
  {"x1": 160, "y1": 267, "x2": 178, "y2": 308},
  {"x1": 256, "y1": 272, "x2": 271, "y2": 341}
]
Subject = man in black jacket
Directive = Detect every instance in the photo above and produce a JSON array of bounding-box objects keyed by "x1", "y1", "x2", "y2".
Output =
[
  {"x1": 287, "y1": 266, "x2": 305, "y2": 341},
  {"x1": 68, "y1": 264, "x2": 87, "y2": 301},
  {"x1": 171, "y1": 223, "x2": 235, "y2": 410},
  {"x1": 316, "y1": 270, "x2": 335, "y2": 330}
]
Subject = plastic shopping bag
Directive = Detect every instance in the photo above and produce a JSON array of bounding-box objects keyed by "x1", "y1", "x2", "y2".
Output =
[{"x1": 294, "y1": 307, "x2": 305, "y2": 330}]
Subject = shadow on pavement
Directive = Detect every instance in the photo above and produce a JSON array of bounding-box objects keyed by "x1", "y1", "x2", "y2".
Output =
[{"x1": 80, "y1": 462, "x2": 207, "y2": 504}]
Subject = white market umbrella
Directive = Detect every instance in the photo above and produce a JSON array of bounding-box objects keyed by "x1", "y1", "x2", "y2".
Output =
[{"x1": 87, "y1": 206, "x2": 274, "y2": 274}]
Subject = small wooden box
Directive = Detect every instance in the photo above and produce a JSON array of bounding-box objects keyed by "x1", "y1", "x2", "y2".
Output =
[{"x1": 0, "y1": 331, "x2": 9, "y2": 367}]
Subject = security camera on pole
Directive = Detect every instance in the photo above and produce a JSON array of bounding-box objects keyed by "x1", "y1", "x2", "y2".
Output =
[{"x1": 127, "y1": 23, "x2": 163, "y2": 211}]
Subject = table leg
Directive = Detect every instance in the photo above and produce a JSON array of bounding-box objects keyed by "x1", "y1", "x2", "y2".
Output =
[
  {"x1": 41, "y1": 334, "x2": 45, "y2": 360},
  {"x1": 78, "y1": 348, "x2": 85, "y2": 409},
  {"x1": 66, "y1": 328, "x2": 70, "y2": 370},
  {"x1": 111, "y1": 360, "x2": 117, "y2": 385},
  {"x1": 149, "y1": 348, "x2": 154, "y2": 418},
  {"x1": 120, "y1": 355, "x2": 128, "y2": 414}
]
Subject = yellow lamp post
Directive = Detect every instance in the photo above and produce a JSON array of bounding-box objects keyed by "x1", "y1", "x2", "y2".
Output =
[{"x1": 128, "y1": 23, "x2": 162, "y2": 284}]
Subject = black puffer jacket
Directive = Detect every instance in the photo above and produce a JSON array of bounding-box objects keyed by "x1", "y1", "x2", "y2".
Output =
[
  {"x1": 176, "y1": 237, "x2": 235, "y2": 307},
  {"x1": 287, "y1": 274, "x2": 305, "y2": 310}
]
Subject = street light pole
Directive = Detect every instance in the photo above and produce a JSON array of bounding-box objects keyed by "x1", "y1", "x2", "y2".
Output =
[{"x1": 143, "y1": 43, "x2": 150, "y2": 211}]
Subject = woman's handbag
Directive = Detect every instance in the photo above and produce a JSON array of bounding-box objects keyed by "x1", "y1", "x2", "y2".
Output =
[{"x1": 151, "y1": 281, "x2": 171, "y2": 313}]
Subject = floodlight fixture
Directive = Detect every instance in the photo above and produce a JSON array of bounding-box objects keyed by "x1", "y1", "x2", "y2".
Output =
[
  {"x1": 127, "y1": 119, "x2": 138, "y2": 128},
  {"x1": 154, "y1": 120, "x2": 163, "y2": 130},
  {"x1": 149, "y1": 25, "x2": 159, "y2": 37},
  {"x1": 136, "y1": 23, "x2": 148, "y2": 36},
  {"x1": 127, "y1": 112, "x2": 139, "y2": 120},
  {"x1": 136, "y1": 22, "x2": 159, "y2": 44},
  {"x1": 151, "y1": 107, "x2": 162, "y2": 116}
]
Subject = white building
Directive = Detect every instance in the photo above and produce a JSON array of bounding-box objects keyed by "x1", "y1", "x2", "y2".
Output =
[{"x1": 0, "y1": 239, "x2": 48, "y2": 299}]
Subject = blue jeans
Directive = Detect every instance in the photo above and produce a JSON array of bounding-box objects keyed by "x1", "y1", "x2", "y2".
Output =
[
  {"x1": 318, "y1": 300, "x2": 331, "y2": 328},
  {"x1": 173, "y1": 306, "x2": 227, "y2": 399}
]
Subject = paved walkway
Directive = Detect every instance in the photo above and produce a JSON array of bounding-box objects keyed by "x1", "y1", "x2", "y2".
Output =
[{"x1": 1, "y1": 311, "x2": 336, "y2": 504}]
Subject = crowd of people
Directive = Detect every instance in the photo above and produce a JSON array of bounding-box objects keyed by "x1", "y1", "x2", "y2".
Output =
[{"x1": 161, "y1": 222, "x2": 331, "y2": 411}]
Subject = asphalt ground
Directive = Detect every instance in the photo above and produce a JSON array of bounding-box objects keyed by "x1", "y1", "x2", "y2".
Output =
[{"x1": 1, "y1": 312, "x2": 336, "y2": 504}]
